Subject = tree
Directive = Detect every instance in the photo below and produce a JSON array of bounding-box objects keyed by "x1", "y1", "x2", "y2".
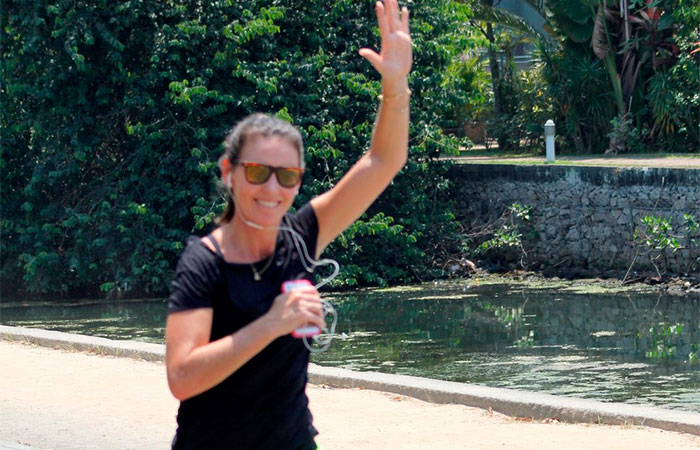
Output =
[
  {"x1": 461, "y1": 0, "x2": 699, "y2": 153},
  {"x1": 462, "y1": 0, "x2": 548, "y2": 150},
  {"x1": 1, "y1": 0, "x2": 477, "y2": 298},
  {"x1": 529, "y1": 0, "x2": 698, "y2": 152}
]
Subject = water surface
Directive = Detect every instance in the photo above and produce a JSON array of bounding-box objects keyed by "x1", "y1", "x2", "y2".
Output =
[{"x1": 2, "y1": 278, "x2": 699, "y2": 412}]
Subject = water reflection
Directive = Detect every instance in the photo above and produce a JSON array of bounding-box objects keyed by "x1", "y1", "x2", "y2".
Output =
[
  {"x1": 1, "y1": 280, "x2": 699, "y2": 411},
  {"x1": 0, "y1": 299, "x2": 167, "y2": 343},
  {"x1": 315, "y1": 282, "x2": 700, "y2": 411}
]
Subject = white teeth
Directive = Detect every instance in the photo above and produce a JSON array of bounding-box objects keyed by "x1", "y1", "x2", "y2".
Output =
[{"x1": 257, "y1": 201, "x2": 278, "y2": 208}]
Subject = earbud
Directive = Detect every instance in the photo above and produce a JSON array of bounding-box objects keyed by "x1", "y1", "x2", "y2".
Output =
[
  {"x1": 242, "y1": 217, "x2": 265, "y2": 230},
  {"x1": 226, "y1": 173, "x2": 232, "y2": 188}
]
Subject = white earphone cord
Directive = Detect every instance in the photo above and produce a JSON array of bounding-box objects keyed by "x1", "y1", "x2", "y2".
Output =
[
  {"x1": 278, "y1": 219, "x2": 340, "y2": 353},
  {"x1": 226, "y1": 174, "x2": 340, "y2": 353}
]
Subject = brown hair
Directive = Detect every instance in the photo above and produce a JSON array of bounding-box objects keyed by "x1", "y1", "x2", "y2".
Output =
[{"x1": 216, "y1": 113, "x2": 305, "y2": 224}]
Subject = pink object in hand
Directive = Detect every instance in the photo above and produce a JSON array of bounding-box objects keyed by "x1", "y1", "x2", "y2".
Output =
[{"x1": 282, "y1": 279, "x2": 321, "y2": 338}]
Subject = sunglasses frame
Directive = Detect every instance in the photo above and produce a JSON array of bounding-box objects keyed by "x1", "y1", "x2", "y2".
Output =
[{"x1": 236, "y1": 162, "x2": 304, "y2": 188}]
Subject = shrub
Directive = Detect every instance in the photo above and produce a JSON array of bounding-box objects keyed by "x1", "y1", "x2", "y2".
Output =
[{"x1": 1, "y1": 0, "x2": 478, "y2": 297}]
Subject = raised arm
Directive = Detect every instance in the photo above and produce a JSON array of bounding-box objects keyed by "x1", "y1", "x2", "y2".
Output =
[{"x1": 311, "y1": 0, "x2": 412, "y2": 257}]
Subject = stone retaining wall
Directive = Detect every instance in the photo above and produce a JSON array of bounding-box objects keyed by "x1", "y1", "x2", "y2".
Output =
[{"x1": 449, "y1": 164, "x2": 700, "y2": 277}]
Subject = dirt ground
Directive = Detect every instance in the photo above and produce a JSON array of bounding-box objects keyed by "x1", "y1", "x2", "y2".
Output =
[{"x1": 2, "y1": 340, "x2": 700, "y2": 450}]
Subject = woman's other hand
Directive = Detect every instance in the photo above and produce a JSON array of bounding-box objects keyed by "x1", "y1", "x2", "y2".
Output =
[
  {"x1": 359, "y1": 0, "x2": 412, "y2": 85},
  {"x1": 264, "y1": 286, "x2": 325, "y2": 338}
]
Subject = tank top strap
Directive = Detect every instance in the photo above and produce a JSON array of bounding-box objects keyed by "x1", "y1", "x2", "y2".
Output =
[{"x1": 205, "y1": 234, "x2": 225, "y2": 260}]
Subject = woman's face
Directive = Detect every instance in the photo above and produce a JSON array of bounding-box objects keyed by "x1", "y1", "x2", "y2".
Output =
[{"x1": 229, "y1": 134, "x2": 301, "y2": 229}]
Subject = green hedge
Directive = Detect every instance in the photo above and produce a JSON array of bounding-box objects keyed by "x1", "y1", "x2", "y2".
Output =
[{"x1": 1, "y1": 0, "x2": 475, "y2": 298}]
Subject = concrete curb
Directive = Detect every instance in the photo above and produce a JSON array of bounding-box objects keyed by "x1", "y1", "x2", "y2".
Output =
[
  {"x1": 0, "y1": 325, "x2": 164, "y2": 362},
  {"x1": 3, "y1": 325, "x2": 699, "y2": 436},
  {"x1": 308, "y1": 364, "x2": 700, "y2": 436}
]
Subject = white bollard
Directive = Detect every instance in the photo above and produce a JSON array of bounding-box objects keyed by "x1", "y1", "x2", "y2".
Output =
[{"x1": 545, "y1": 119, "x2": 555, "y2": 163}]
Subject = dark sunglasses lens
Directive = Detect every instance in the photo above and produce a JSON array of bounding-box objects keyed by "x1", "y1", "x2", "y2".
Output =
[
  {"x1": 244, "y1": 165, "x2": 272, "y2": 184},
  {"x1": 276, "y1": 169, "x2": 301, "y2": 187}
]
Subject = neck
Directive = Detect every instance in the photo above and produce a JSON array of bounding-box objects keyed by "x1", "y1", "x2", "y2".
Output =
[{"x1": 218, "y1": 214, "x2": 279, "y2": 261}]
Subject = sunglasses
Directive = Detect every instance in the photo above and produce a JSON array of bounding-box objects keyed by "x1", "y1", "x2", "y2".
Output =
[{"x1": 236, "y1": 162, "x2": 304, "y2": 188}]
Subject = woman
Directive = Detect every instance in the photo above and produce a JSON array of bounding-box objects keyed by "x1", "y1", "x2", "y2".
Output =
[{"x1": 165, "y1": 1, "x2": 412, "y2": 448}]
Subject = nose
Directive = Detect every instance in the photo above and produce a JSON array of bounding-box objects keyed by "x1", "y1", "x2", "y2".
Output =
[{"x1": 260, "y1": 171, "x2": 283, "y2": 191}]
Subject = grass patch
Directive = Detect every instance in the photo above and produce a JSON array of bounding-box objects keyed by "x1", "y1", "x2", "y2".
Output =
[
  {"x1": 446, "y1": 150, "x2": 700, "y2": 168},
  {"x1": 455, "y1": 148, "x2": 540, "y2": 158}
]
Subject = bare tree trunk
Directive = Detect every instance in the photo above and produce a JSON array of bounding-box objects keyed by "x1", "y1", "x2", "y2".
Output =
[
  {"x1": 486, "y1": 22, "x2": 503, "y2": 118},
  {"x1": 485, "y1": 22, "x2": 511, "y2": 150}
]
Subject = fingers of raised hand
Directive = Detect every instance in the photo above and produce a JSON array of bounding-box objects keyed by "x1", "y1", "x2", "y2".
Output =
[
  {"x1": 400, "y1": 6, "x2": 409, "y2": 34},
  {"x1": 389, "y1": 0, "x2": 401, "y2": 32},
  {"x1": 376, "y1": 1, "x2": 409, "y2": 37},
  {"x1": 358, "y1": 47, "x2": 382, "y2": 72},
  {"x1": 375, "y1": 1, "x2": 390, "y2": 38}
]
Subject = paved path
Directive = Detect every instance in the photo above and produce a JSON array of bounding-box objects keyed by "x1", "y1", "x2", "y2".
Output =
[
  {"x1": 3, "y1": 340, "x2": 700, "y2": 450},
  {"x1": 0, "y1": 441, "x2": 35, "y2": 450}
]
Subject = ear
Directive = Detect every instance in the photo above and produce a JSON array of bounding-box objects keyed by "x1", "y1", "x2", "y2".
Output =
[
  {"x1": 220, "y1": 157, "x2": 232, "y2": 187},
  {"x1": 227, "y1": 175, "x2": 237, "y2": 202}
]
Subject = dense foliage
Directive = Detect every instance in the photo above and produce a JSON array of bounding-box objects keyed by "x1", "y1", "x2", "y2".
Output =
[
  {"x1": 1, "y1": 1, "x2": 475, "y2": 298},
  {"x1": 467, "y1": 0, "x2": 699, "y2": 154},
  {"x1": 542, "y1": 0, "x2": 700, "y2": 154}
]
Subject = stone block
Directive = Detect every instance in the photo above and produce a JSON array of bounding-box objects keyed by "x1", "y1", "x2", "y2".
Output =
[
  {"x1": 592, "y1": 213, "x2": 609, "y2": 223},
  {"x1": 617, "y1": 214, "x2": 631, "y2": 225},
  {"x1": 672, "y1": 197, "x2": 686, "y2": 210},
  {"x1": 590, "y1": 189, "x2": 610, "y2": 207},
  {"x1": 565, "y1": 228, "x2": 579, "y2": 241}
]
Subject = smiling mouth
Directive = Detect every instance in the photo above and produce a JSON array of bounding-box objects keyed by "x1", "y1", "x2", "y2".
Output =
[{"x1": 256, "y1": 200, "x2": 280, "y2": 208}]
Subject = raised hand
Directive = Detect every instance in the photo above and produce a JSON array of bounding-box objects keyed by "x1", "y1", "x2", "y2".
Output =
[{"x1": 359, "y1": 0, "x2": 412, "y2": 86}]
